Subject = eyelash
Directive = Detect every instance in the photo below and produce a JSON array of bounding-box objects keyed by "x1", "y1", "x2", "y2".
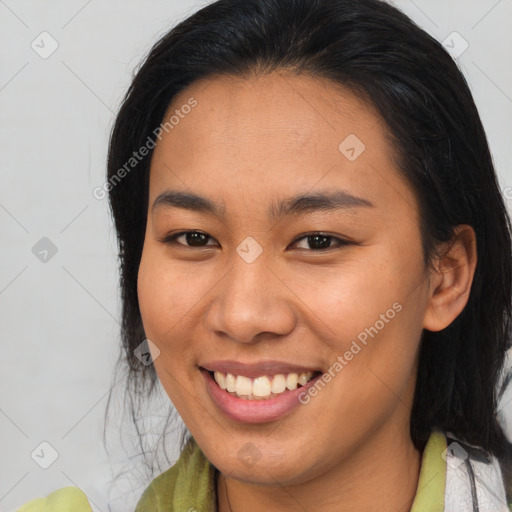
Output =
[{"x1": 158, "y1": 230, "x2": 352, "y2": 252}]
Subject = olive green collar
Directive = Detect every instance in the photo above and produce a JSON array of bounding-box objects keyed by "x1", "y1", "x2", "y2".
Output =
[{"x1": 410, "y1": 430, "x2": 447, "y2": 512}]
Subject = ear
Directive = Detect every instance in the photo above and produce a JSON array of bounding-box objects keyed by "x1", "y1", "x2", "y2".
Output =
[{"x1": 423, "y1": 224, "x2": 477, "y2": 332}]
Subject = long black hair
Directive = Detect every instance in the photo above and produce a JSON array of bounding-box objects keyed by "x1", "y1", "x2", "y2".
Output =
[{"x1": 104, "y1": 0, "x2": 512, "y2": 477}]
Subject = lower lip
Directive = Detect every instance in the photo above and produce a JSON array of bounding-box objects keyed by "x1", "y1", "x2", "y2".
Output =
[{"x1": 200, "y1": 368, "x2": 322, "y2": 423}]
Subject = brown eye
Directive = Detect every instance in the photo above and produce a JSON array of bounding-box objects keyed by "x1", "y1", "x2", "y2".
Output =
[
  {"x1": 160, "y1": 231, "x2": 219, "y2": 247},
  {"x1": 292, "y1": 233, "x2": 351, "y2": 251}
]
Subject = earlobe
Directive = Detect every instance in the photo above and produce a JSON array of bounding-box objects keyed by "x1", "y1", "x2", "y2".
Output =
[{"x1": 422, "y1": 224, "x2": 477, "y2": 332}]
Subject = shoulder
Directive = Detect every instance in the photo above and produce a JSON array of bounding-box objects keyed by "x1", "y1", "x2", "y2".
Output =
[
  {"x1": 16, "y1": 487, "x2": 92, "y2": 511},
  {"x1": 497, "y1": 438, "x2": 512, "y2": 509},
  {"x1": 445, "y1": 431, "x2": 512, "y2": 511},
  {"x1": 134, "y1": 463, "x2": 179, "y2": 511},
  {"x1": 135, "y1": 436, "x2": 217, "y2": 512}
]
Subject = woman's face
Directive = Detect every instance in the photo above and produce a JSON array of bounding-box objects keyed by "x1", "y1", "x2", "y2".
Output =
[{"x1": 138, "y1": 71, "x2": 433, "y2": 484}]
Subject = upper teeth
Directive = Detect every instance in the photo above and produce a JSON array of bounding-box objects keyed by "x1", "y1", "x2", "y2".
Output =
[{"x1": 213, "y1": 371, "x2": 315, "y2": 399}]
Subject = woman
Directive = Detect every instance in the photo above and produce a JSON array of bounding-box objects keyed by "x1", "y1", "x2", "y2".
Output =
[{"x1": 18, "y1": 0, "x2": 512, "y2": 510}]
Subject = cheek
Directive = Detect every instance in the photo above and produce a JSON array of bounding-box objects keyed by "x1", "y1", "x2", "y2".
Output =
[
  {"x1": 297, "y1": 253, "x2": 400, "y2": 335},
  {"x1": 137, "y1": 249, "x2": 164, "y2": 337},
  {"x1": 137, "y1": 247, "x2": 200, "y2": 400},
  {"x1": 137, "y1": 246, "x2": 201, "y2": 338},
  {"x1": 136, "y1": 244, "x2": 223, "y2": 386},
  {"x1": 137, "y1": 248, "x2": 184, "y2": 359},
  {"x1": 307, "y1": 249, "x2": 423, "y2": 378}
]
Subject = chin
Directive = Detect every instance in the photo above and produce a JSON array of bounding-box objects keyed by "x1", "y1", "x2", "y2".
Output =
[{"x1": 205, "y1": 442, "x2": 319, "y2": 486}]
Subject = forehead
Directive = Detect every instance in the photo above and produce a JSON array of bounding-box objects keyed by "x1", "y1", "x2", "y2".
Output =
[
  {"x1": 148, "y1": 71, "x2": 416, "y2": 218},
  {"x1": 156, "y1": 71, "x2": 380, "y2": 157}
]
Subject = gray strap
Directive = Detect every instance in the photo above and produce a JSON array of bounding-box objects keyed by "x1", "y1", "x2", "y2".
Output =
[{"x1": 444, "y1": 434, "x2": 508, "y2": 512}]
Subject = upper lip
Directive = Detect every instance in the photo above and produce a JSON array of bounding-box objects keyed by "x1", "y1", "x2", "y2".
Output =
[{"x1": 200, "y1": 360, "x2": 322, "y2": 378}]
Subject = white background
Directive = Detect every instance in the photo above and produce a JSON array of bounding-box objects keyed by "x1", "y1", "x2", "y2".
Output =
[{"x1": 1, "y1": 0, "x2": 511, "y2": 510}]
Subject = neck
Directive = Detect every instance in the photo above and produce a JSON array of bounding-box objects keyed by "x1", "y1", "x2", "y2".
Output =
[{"x1": 216, "y1": 426, "x2": 422, "y2": 512}]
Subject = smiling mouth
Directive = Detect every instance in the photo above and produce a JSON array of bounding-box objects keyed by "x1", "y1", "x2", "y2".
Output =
[{"x1": 205, "y1": 369, "x2": 322, "y2": 400}]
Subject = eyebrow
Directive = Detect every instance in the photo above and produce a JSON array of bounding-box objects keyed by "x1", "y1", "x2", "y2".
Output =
[{"x1": 152, "y1": 189, "x2": 374, "y2": 219}]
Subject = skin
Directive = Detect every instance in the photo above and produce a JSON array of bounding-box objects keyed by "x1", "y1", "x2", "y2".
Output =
[{"x1": 137, "y1": 70, "x2": 477, "y2": 512}]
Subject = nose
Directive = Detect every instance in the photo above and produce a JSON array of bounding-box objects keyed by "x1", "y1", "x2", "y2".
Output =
[{"x1": 204, "y1": 248, "x2": 297, "y2": 344}]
